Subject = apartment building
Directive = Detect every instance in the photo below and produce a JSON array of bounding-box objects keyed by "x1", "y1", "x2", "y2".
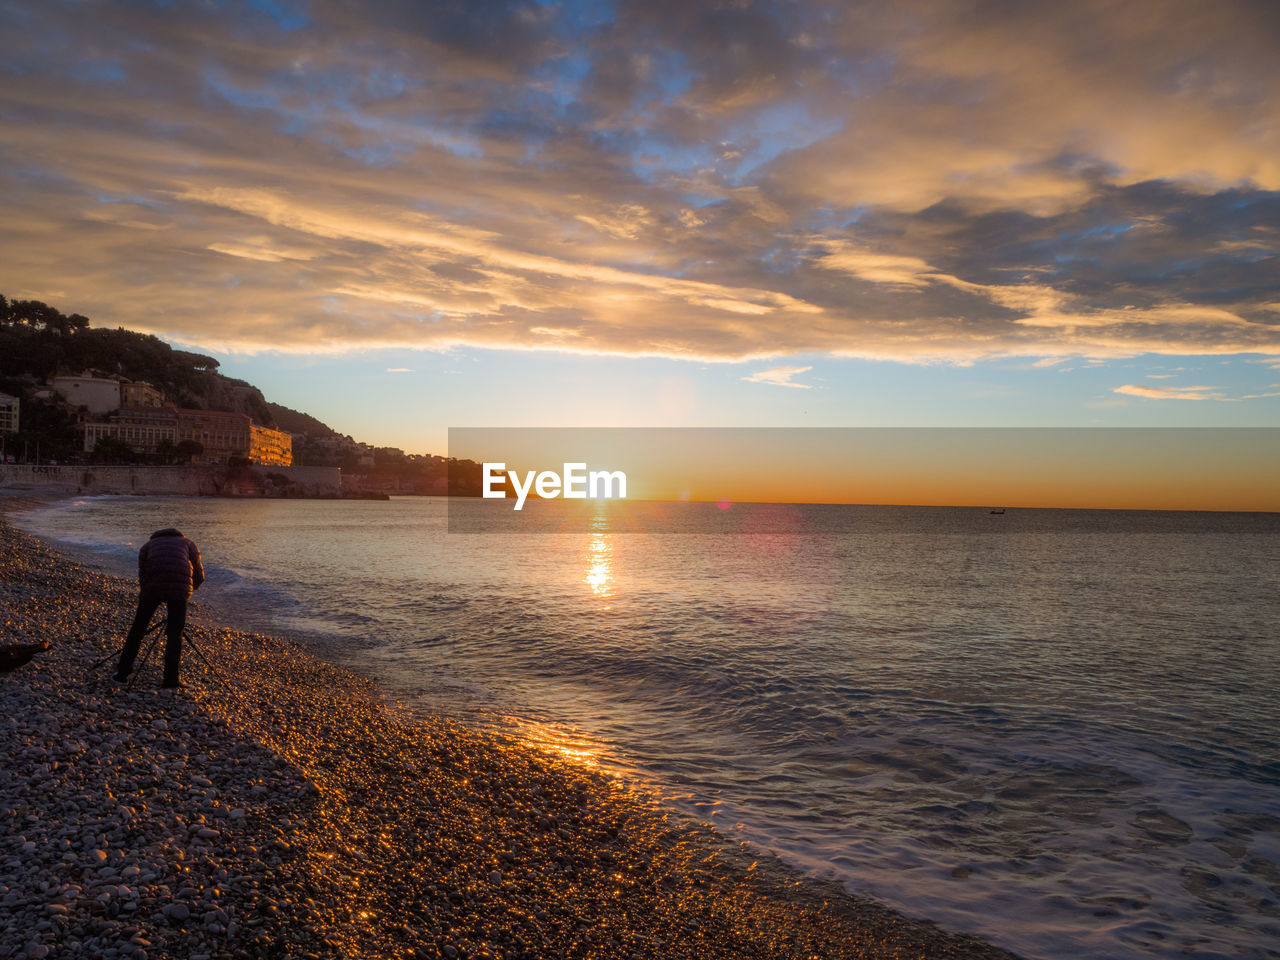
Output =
[
  {"x1": 120, "y1": 381, "x2": 165, "y2": 408},
  {"x1": 176, "y1": 408, "x2": 251, "y2": 462},
  {"x1": 0, "y1": 393, "x2": 19, "y2": 434},
  {"x1": 84, "y1": 406, "x2": 178, "y2": 454},
  {"x1": 249, "y1": 424, "x2": 293, "y2": 466}
]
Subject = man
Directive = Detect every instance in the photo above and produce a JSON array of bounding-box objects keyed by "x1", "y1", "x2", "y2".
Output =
[{"x1": 115, "y1": 527, "x2": 204, "y2": 688}]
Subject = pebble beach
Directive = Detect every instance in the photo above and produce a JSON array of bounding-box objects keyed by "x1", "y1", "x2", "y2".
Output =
[{"x1": 1, "y1": 506, "x2": 1023, "y2": 960}]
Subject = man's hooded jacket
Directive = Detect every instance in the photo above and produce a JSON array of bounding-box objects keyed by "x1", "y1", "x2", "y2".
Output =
[{"x1": 138, "y1": 528, "x2": 204, "y2": 596}]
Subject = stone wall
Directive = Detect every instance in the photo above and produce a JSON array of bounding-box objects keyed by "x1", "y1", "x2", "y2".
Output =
[{"x1": 0, "y1": 463, "x2": 341, "y2": 497}]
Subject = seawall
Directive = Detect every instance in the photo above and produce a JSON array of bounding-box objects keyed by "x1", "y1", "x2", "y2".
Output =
[{"x1": 0, "y1": 463, "x2": 341, "y2": 497}]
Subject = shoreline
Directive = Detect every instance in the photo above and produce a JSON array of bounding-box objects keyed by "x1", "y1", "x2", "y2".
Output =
[{"x1": 2, "y1": 500, "x2": 1022, "y2": 960}]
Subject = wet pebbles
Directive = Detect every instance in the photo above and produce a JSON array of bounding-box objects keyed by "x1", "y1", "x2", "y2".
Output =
[{"x1": 1, "y1": 514, "x2": 1019, "y2": 960}]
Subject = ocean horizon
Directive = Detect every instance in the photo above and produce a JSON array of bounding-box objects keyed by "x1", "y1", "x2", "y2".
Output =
[{"x1": 17, "y1": 494, "x2": 1280, "y2": 960}]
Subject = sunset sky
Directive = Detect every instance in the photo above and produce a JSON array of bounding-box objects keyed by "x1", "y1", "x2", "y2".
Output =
[
  {"x1": 2, "y1": 0, "x2": 1279, "y2": 456},
  {"x1": 450, "y1": 428, "x2": 1280, "y2": 512}
]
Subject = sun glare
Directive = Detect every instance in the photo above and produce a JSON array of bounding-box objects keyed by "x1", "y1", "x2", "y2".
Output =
[
  {"x1": 584, "y1": 531, "x2": 614, "y2": 600},
  {"x1": 503, "y1": 716, "x2": 605, "y2": 769}
]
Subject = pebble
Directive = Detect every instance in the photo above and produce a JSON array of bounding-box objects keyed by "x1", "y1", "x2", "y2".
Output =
[{"x1": 0, "y1": 512, "x2": 1021, "y2": 960}]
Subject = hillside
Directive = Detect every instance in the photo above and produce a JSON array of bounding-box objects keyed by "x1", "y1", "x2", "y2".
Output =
[
  {"x1": 0, "y1": 295, "x2": 313, "y2": 464},
  {"x1": 266, "y1": 402, "x2": 343, "y2": 441},
  {"x1": 0, "y1": 294, "x2": 483, "y2": 492},
  {"x1": 0, "y1": 295, "x2": 275, "y2": 425}
]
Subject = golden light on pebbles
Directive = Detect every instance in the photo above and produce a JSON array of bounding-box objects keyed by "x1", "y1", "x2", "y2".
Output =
[{"x1": 2, "y1": 514, "x2": 1021, "y2": 960}]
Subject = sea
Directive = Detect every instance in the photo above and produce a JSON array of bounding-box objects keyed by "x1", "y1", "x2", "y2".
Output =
[{"x1": 14, "y1": 495, "x2": 1280, "y2": 960}]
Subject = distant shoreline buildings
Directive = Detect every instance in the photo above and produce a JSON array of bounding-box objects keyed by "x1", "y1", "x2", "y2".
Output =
[{"x1": 51, "y1": 373, "x2": 292, "y2": 466}]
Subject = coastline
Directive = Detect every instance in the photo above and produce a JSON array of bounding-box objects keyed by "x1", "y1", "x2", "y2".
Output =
[{"x1": 1, "y1": 500, "x2": 1022, "y2": 960}]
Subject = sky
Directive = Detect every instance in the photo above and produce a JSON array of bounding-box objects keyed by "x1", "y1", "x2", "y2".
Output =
[
  {"x1": 1, "y1": 0, "x2": 1279, "y2": 458},
  {"x1": 451, "y1": 428, "x2": 1280, "y2": 512}
]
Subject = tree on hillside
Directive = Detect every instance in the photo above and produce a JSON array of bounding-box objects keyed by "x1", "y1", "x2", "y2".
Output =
[
  {"x1": 174, "y1": 350, "x2": 219, "y2": 372},
  {"x1": 65, "y1": 327, "x2": 220, "y2": 399},
  {"x1": 1, "y1": 298, "x2": 90, "y2": 378},
  {"x1": 1, "y1": 297, "x2": 89, "y2": 335},
  {"x1": 91, "y1": 436, "x2": 136, "y2": 464},
  {"x1": 266, "y1": 401, "x2": 342, "y2": 439},
  {"x1": 16, "y1": 395, "x2": 78, "y2": 441},
  {"x1": 1, "y1": 293, "x2": 222, "y2": 393}
]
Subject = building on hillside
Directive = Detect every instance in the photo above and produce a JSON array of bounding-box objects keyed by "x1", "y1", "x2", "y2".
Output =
[
  {"x1": 176, "y1": 409, "x2": 251, "y2": 463},
  {"x1": 51, "y1": 375, "x2": 122, "y2": 415},
  {"x1": 0, "y1": 393, "x2": 19, "y2": 433},
  {"x1": 249, "y1": 424, "x2": 292, "y2": 466},
  {"x1": 84, "y1": 407, "x2": 178, "y2": 455},
  {"x1": 121, "y1": 381, "x2": 165, "y2": 408},
  {"x1": 81, "y1": 406, "x2": 290, "y2": 465}
]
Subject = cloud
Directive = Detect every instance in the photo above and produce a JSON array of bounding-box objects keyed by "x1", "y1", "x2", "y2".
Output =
[
  {"x1": 385, "y1": 367, "x2": 414, "y2": 373},
  {"x1": 742, "y1": 365, "x2": 813, "y2": 388},
  {"x1": 0, "y1": 0, "x2": 1279, "y2": 366},
  {"x1": 1115, "y1": 378, "x2": 1280, "y2": 400},
  {"x1": 207, "y1": 241, "x2": 317, "y2": 263},
  {"x1": 1114, "y1": 384, "x2": 1223, "y2": 400},
  {"x1": 814, "y1": 244, "x2": 936, "y2": 288}
]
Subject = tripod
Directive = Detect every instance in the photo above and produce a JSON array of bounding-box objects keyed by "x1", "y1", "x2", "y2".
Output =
[
  {"x1": 90, "y1": 615, "x2": 165, "y2": 676},
  {"x1": 93, "y1": 614, "x2": 243, "y2": 706}
]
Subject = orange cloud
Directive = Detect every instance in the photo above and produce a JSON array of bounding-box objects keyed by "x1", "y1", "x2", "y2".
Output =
[
  {"x1": 1115, "y1": 384, "x2": 1223, "y2": 400},
  {"x1": 1, "y1": 0, "x2": 1278, "y2": 370}
]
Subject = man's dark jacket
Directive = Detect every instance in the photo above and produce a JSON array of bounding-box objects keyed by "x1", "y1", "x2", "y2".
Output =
[{"x1": 139, "y1": 528, "x2": 204, "y2": 595}]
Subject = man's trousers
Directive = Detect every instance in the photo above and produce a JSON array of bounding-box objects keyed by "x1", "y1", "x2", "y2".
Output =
[{"x1": 116, "y1": 589, "x2": 189, "y2": 687}]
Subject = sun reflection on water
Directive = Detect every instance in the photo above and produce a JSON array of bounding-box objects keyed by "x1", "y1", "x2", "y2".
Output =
[
  {"x1": 502, "y1": 716, "x2": 607, "y2": 769},
  {"x1": 584, "y1": 514, "x2": 614, "y2": 601}
]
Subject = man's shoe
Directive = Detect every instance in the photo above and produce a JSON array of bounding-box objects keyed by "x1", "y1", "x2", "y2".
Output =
[
  {"x1": 113, "y1": 672, "x2": 129, "y2": 683},
  {"x1": 161, "y1": 680, "x2": 185, "y2": 690}
]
